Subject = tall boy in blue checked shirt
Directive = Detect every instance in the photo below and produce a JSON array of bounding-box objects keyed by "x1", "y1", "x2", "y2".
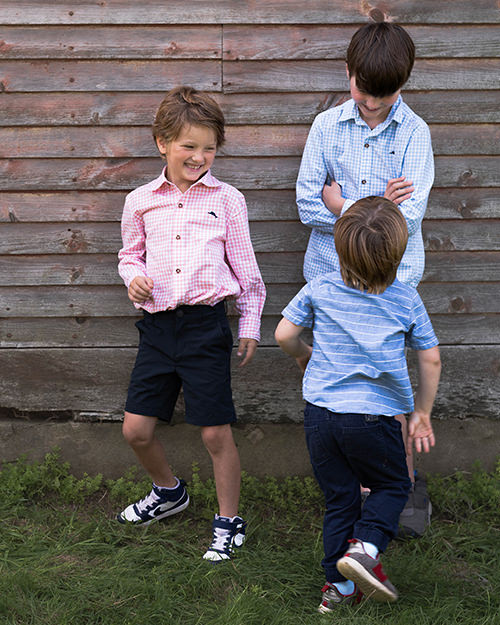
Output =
[
  {"x1": 296, "y1": 20, "x2": 434, "y2": 502},
  {"x1": 275, "y1": 197, "x2": 441, "y2": 612}
]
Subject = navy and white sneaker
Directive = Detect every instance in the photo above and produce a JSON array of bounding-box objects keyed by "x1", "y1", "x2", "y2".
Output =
[
  {"x1": 117, "y1": 479, "x2": 189, "y2": 526},
  {"x1": 202, "y1": 514, "x2": 247, "y2": 562}
]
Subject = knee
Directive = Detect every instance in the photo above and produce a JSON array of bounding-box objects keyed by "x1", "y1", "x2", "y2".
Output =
[
  {"x1": 201, "y1": 425, "x2": 232, "y2": 455},
  {"x1": 122, "y1": 419, "x2": 153, "y2": 448}
]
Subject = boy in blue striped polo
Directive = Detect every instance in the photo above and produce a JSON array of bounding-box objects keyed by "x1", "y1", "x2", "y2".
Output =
[{"x1": 275, "y1": 197, "x2": 441, "y2": 611}]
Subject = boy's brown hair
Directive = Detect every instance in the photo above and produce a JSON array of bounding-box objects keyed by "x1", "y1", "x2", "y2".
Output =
[
  {"x1": 334, "y1": 196, "x2": 408, "y2": 294},
  {"x1": 152, "y1": 86, "x2": 225, "y2": 148},
  {"x1": 346, "y1": 22, "x2": 415, "y2": 97}
]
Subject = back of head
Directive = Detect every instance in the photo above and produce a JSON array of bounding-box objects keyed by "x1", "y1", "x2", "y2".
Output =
[
  {"x1": 346, "y1": 22, "x2": 415, "y2": 96},
  {"x1": 334, "y1": 196, "x2": 408, "y2": 294},
  {"x1": 152, "y1": 85, "x2": 225, "y2": 148}
]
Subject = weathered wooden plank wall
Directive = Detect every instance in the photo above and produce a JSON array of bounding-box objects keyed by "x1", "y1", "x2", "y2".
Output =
[{"x1": 0, "y1": 1, "x2": 499, "y2": 422}]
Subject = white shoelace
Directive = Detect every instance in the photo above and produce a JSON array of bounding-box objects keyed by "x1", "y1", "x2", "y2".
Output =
[
  {"x1": 210, "y1": 526, "x2": 232, "y2": 551},
  {"x1": 135, "y1": 489, "x2": 161, "y2": 513}
]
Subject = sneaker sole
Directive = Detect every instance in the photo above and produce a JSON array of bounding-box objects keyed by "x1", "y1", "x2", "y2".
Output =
[
  {"x1": 336, "y1": 557, "x2": 398, "y2": 602},
  {"x1": 117, "y1": 493, "x2": 190, "y2": 526}
]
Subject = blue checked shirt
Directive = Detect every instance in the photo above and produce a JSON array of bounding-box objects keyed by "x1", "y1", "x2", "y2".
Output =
[
  {"x1": 282, "y1": 272, "x2": 439, "y2": 416},
  {"x1": 297, "y1": 96, "x2": 434, "y2": 287}
]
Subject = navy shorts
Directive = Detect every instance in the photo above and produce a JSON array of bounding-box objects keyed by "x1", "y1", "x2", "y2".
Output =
[{"x1": 125, "y1": 302, "x2": 236, "y2": 426}]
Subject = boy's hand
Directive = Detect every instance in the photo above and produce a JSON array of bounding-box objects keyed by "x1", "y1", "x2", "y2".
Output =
[
  {"x1": 128, "y1": 276, "x2": 154, "y2": 303},
  {"x1": 322, "y1": 180, "x2": 344, "y2": 216},
  {"x1": 408, "y1": 411, "x2": 435, "y2": 453},
  {"x1": 295, "y1": 344, "x2": 313, "y2": 373},
  {"x1": 384, "y1": 176, "x2": 414, "y2": 205},
  {"x1": 237, "y1": 338, "x2": 258, "y2": 367}
]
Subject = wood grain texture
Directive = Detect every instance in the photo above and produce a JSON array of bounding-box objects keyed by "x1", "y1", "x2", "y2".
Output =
[
  {"x1": 223, "y1": 25, "x2": 500, "y2": 60},
  {"x1": 2, "y1": 283, "x2": 499, "y2": 319},
  {"x1": 0, "y1": 346, "x2": 498, "y2": 420},
  {"x1": 2, "y1": 313, "x2": 499, "y2": 349},
  {"x1": 223, "y1": 60, "x2": 500, "y2": 92},
  {"x1": 0, "y1": 1, "x2": 498, "y2": 25},
  {"x1": 4, "y1": 124, "x2": 499, "y2": 158},
  {"x1": 2, "y1": 92, "x2": 499, "y2": 126},
  {"x1": 0, "y1": 5, "x2": 499, "y2": 425},
  {"x1": 1, "y1": 221, "x2": 498, "y2": 258},
  {"x1": 2, "y1": 188, "x2": 499, "y2": 223},
  {"x1": 0, "y1": 60, "x2": 221, "y2": 91},
  {"x1": 2, "y1": 250, "x2": 499, "y2": 287},
  {"x1": 0, "y1": 26, "x2": 221, "y2": 59},
  {"x1": 0, "y1": 156, "x2": 498, "y2": 191}
]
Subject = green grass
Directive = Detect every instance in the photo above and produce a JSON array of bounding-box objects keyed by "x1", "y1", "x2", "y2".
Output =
[{"x1": 0, "y1": 452, "x2": 499, "y2": 625}]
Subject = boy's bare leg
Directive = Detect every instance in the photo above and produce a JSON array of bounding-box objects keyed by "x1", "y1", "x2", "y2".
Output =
[
  {"x1": 122, "y1": 411, "x2": 177, "y2": 487},
  {"x1": 201, "y1": 424, "x2": 241, "y2": 518},
  {"x1": 395, "y1": 413, "x2": 415, "y2": 483}
]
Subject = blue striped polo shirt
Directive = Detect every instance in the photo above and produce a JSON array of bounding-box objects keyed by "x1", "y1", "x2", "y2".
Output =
[{"x1": 282, "y1": 272, "x2": 438, "y2": 416}]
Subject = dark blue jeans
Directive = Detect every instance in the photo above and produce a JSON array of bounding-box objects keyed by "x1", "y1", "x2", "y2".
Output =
[{"x1": 304, "y1": 402, "x2": 411, "y2": 583}]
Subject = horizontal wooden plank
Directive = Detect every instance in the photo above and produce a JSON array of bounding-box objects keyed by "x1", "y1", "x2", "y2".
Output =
[
  {"x1": 0, "y1": 1, "x2": 498, "y2": 25},
  {"x1": 2, "y1": 59, "x2": 499, "y2": 93},
  {"x1": 1, "y1": 282, "x2": 499, "y2": 318},
  {"x1": 422, "y1": 220, "x2": 500, "y2": 252},
  {"x1": 2, "y1": 188, "x2": 499, "y2": 223},
  {"x1": 4, "y1": 124, "x2": 499, "y2": 158},
  {"x1": 0, "y1": 25, "x2": 221, "y2": 59},
  {"x1": 423, "y1": 252, "x2": 500, "y2": 282},
  {"x1": 2, "y1": 91, "x2": 500, "y2": 126},
  {"x1": 0, "y1": 221, "x2": 309, "y2": 255},
  {"x1": 0, "y1": 60, "x2": 221, "y2": 92},
  {"x1": 2, "y1": 250, "x2": 499, "y2": 287},
  {"x1": 0, "y1": 156, "x2": 498, "y2": 191},
  {"x1": 0, "y1": 190, "x2": 300, "y2": 222},
  {"x1": 224, "y1": 59, "x2": 500, "y2": 92},
  {"x1": 0, "y1": 346, "x2": 498, "y2": 421},
  {"x1": 0, "y1": 252, "x2": 306, "y2": 286},
  {"x1": 2, "y1": 221, "x2": 498, "y2": 258},
  {"x1": 1, "y1": 313, "x2": 498, "y2": 349},
  {"x1": 223, "y1": 25, "x2": 500, "y2": 60}
]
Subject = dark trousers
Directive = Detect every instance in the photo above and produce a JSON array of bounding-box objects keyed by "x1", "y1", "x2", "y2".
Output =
[{"x1": 303, "y1": 402, "x2": 411, "y2": 583}]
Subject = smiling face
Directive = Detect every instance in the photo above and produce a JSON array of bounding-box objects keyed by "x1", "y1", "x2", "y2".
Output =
[
  {"x1": 156, "y1": 124, "x2": 217, "y2": 193},
  {"x1": 348, "y1": 73, "x2": 400, "y2": 130}
]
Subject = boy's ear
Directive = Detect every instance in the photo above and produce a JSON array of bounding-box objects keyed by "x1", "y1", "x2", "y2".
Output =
[
  {"x1": 155, "y1": 136, "x2": 168, "y2": 156},
  {"x1": 345, "y1": 64, "x2": 350, "y2": 80}
]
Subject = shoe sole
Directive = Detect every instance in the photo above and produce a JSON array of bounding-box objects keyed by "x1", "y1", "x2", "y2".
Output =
[
  {"x1": 117, "y1": 493, "x2": 190, "y2": 526},
  {"x1": 336, "y1": 557, "x2": 398, "y2": 602}
]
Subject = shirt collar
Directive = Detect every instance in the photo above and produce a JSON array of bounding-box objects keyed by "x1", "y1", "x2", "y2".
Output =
[
  {"x1": 152, "y1": 167, "x2": 222, "y2": 192},
  {"x1": 339, "y1": 95, "x2": 404, "y2": 128}
]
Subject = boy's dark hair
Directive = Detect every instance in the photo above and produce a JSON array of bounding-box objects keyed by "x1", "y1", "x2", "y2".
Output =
[
  {"x1": 334, "y1": 196, "x2": 408, "y2": 294},
  {"x1": 152, "y1": 86, "x2": 225, "y2": 148},
  {"x1": 346, "y1": 22, "x2": 415, "y2": 96}
]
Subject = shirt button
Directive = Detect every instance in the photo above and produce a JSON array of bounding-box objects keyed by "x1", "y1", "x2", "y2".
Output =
[
  {"x1": 175, "y1": 268, "x2": 181, "y2": 274},
  {"x1": 176, "y1": 235, "x2": 181, "y2": 240},
  {"x1": 364, "y1": 143, "x2": 369, "y2": 148},
  {"x1": 178, "y1": 202, "x2": 183, "y2": 208},
  {"x1": 361, "y1": 179, "x2": 367, "y2": 184}
]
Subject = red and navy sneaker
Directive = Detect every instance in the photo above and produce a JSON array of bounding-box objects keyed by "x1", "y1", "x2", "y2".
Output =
[
  {"x1": 318, "y1": 581, "x2": 362, "y2": 614},
  {"x1": 336, "y1": 539, "x2": 398, "y2": 602},
  {"x1": 117, "y1": 480, "x2": 189, "y2": 526}
]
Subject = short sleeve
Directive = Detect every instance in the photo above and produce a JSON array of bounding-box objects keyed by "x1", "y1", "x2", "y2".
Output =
[
  {"x1": 406, "y1": 291, "x2": 439, "y2": 350},
  {"x1": 281, "y1": 283, "x2": 314, "y2": 328}
]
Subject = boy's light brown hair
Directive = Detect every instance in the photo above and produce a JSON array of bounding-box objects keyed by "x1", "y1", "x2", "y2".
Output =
[
  {"x1": 346, "y1": 22, "x2": 415, "y2": 97},
  {"x1": 152, "y1": 86, "x2": 225, "y2": 149},
  {"x1": 334, "y1": 196, "x2": 408, "y2": 294}
]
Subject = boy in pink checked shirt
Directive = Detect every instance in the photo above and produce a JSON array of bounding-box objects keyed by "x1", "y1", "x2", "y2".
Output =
[{"x1": 117, "y1": 86, "x2": 266, "y2": 562}]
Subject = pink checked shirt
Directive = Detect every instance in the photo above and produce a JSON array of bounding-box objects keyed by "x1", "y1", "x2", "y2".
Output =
[{"x1": 118, "y1": 168, "x2": 266, "y2": 341}]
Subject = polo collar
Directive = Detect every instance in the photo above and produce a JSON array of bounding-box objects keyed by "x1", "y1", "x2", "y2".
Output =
[{"x1": 152, "y1": 167, "x2": 222, "y2": 192}]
